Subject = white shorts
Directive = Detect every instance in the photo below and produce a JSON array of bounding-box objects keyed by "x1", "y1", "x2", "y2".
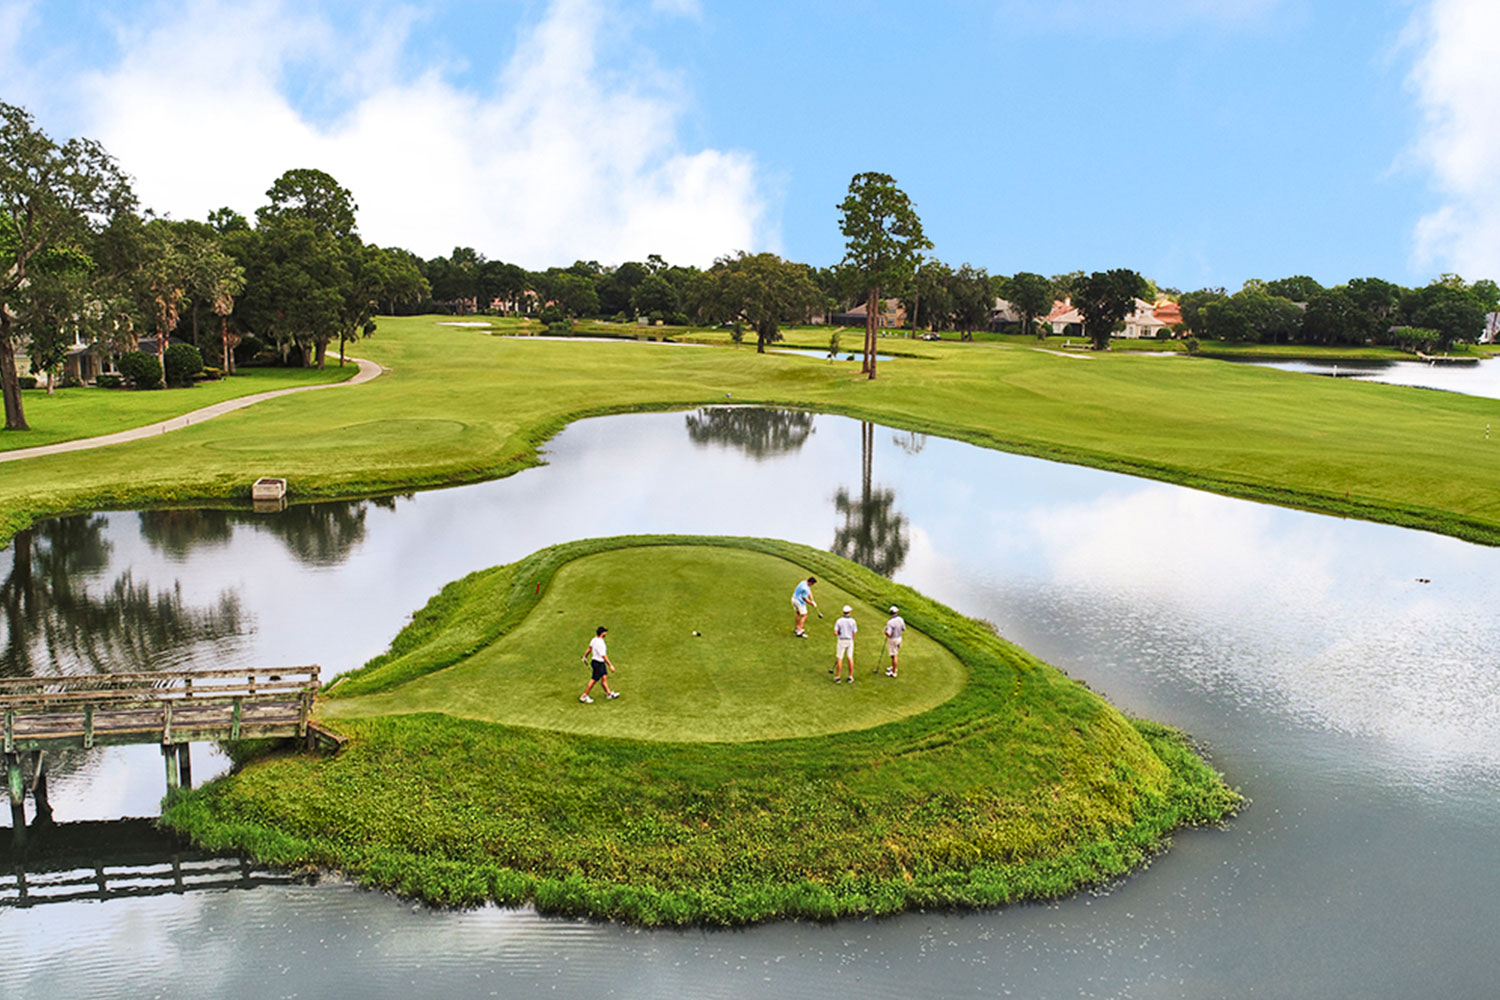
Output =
[
  {"x1": 792, "y1": 598, "x2": 807, "y2": 615},
  {"x1": 836, "y1": 638, "x2": 854, "y2": 658},
  {"x1": 887, "y1": 637, "x2": 902, "y2": 656}
]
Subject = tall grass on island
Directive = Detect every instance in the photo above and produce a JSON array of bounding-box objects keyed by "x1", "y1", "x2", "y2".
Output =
[{"x1": 164, "y1": 536, "x2": 1240, "y2": 926}]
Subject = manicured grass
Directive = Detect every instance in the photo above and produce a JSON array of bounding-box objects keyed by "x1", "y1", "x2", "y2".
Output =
[
  {"x1": 2, "y1": 365, "x2": 356, "y2": 452},
  {"x1": 325, "y1": 544, "x2": 966, "y2": 742},
  {"x1": 3, "y1": 315, "x2": 1500, "y2": 550},
  {"x1": 162, "y1": 536, "x2": 1240, "y2": 925}
]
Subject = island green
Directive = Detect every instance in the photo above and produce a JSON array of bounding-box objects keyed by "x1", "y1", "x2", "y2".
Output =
[{"x1": 163, "y1": 536, "x2": 1239, "y2": 926}]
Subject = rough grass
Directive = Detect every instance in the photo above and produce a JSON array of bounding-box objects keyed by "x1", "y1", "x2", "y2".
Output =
[
  {"x1": 162, "y1": 536, "x2": 1240, "y2": 926},
  {"x1": 4, "y1": 316, "x2": 1500, "y2": 549}
]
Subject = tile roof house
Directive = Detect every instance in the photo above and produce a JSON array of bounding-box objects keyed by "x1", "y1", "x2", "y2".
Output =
[{"x1": 1045, "y1": 297, "x2": 1184, "y2": 339}]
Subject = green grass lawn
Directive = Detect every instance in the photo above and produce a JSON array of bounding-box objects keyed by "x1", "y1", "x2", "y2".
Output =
[
  {"x1": 324, "y1": 544, "x2": 966, "y2": 742},
  {"x1": 163, "y1": 536, "x2": 1239, "y2": 925},
  {"x1": 4, "y1": 315, "x2": 1500, "y2": 549},
  {"x1": 2, "y1": 365, "x2": 356, "y2": 452}
]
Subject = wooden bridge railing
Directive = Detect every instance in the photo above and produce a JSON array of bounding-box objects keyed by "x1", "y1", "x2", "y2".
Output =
[{"x1": 0, "y1": 666, "x2": 321, "y2": 753}]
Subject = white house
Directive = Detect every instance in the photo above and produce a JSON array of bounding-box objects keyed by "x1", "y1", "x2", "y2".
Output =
[{"x1": 1044, "y1": 297, "x2": 1182, "y2": 339}]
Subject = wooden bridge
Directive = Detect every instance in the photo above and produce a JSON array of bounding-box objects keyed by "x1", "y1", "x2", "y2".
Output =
[{"x1": 1, "y1": 666, "x2": 329, "y2": 843}]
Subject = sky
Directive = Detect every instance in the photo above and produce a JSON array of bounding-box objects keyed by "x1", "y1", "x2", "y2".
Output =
[{"x1": 2, "y1": 0, "x2": 1497, "y2": 291}]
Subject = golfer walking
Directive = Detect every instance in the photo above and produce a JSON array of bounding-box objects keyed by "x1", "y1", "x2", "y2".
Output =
[
  {"x1": 833, "y1": 605, "x2": 858, "y2": 682},
  {"x1": 580, "y1": 626, "x2": 620, "y2": 703},
  {"x1": 791, "y1": 576, "x2": 818, "y2": 638},
  {"x1": 884, "y1": 605, "x2": 906, "y2": 677}
]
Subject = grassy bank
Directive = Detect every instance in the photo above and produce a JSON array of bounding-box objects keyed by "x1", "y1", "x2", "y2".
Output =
[
  {"x1": 3, "y1": 315, "x2": 1499, "y2": 549},
  {"x1": 162, "y1": 536, "x2": 1239, "y2": 925},
  {"x1": 1, "y1": 365, "x2": 356, "y2": 453}
]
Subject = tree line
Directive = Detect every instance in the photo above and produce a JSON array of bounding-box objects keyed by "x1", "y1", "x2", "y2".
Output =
[
  {"x1": 1, "y1": 103, "x2": 426, "y2": 431},
  {"x1": 6, "y1": 100, "x2": 1498, "y2": 432}
]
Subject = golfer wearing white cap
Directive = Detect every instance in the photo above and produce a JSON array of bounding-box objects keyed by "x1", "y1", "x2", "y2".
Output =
[
  {"x1": 884, "y1": 606, "x2": 906, "y2": 677},
  {"x1": 833, "y1": 605, "x2": 858, "y2": 682}
]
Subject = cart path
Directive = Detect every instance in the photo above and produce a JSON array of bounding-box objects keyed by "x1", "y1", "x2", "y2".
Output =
[{"x1": 0, "y1": 357, "x2": 383, "y2": 465}]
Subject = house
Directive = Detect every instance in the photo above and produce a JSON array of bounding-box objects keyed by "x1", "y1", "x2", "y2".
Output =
[
  {"x1": 1482, "y1": 312, "x2": 1499, "y2": 344},
  {"x1": 1044, "y1": 297, "x2": 1183, "y2": 339},
  {"x1": 831, "y1": 298, "x2": 906, "y2": 329},
  {"x1": 989, "y1": 298, "x2": 1021, "y2": 332}
]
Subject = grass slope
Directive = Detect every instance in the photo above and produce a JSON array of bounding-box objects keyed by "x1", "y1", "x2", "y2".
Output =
[
  {"x1": 163, "y1": 536, "x2": 1240, "y2": 926},
  {"x1": 3, "y1": 316, "x2": 1500, "y2": 548},
  {"x1": 1, "y1": 365, "x2": 355, "y2": 452}
]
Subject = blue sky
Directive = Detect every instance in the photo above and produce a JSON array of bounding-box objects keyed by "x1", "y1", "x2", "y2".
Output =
[{"x1": 2, "y1": 0, "x2": 1497, "y2": 291}]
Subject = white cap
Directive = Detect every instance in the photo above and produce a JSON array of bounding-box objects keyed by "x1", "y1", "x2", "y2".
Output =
[
  {"x1": 889, "y1": 605, "x2": 899, "y2": 613},
  {"x1": 842, "y1": 605, "x2": 852, "y2": 613}
]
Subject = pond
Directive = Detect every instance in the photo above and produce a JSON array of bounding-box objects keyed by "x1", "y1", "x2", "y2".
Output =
[
  {"x1": 3, "y1": 406, "x2": 1498, "y2": 999},
  {"x1": 1229, "y1": 355, "x2": 1500, "y2": 400}
]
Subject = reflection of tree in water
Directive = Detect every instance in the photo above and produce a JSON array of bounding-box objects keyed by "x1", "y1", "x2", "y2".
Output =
[
  {"x1": 685, "y1": 408, "x2": 815, "y2": 460},
  {"x1": 248, "y1": 496, "x2": 397, "y2": 567},
  {"x1": 140, "y1": 509, "x2": 234, "y2": 560},
  {"x1": 0, "y1": 516, "x2": 245, "y2": 679},
  {"x1": 892, "y1": 430, "x2": 927, "y2": 455},
  {"x1": 831, "y1": 422, "x2": 909, "y2": 577}
]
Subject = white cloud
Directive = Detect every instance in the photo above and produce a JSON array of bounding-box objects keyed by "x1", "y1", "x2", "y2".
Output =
[
  {"x1": 66, "y1": 0, "x2": 767, "y2": 267},
  {"x1": 1408, "y1": 0, "x2": 1500, "y2": 279}
]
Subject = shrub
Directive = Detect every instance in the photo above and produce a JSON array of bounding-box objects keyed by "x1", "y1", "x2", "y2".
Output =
[
  {"x1": 538, "y1": 305, "x2": 565, "y2": 326},
  {"x1": 18, "y1": 375, "x2": 37, "y2": 389},
  {"x1": 94, "y1": 373, "x2": 125, "y2": 389},
  {"x1": 197, "y1": 365, "x2": 224, "y2": 382},
  {"x1": 164, "y1": 343, "x2": 205, "y2": 387},
  {"x1": 1184, "y1": 336, "x2": 1200, "y2": 355},
  {"x1": 60, "y1": 374, "x2": 83, "y2": 388},
  {"x1": 117, "y1": 350, "x2": 163, "y2": 389}
]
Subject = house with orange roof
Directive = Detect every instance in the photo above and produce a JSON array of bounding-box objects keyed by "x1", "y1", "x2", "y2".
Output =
[{"x1": 1045, "y1": 297, "x2": 1184, "y2": 339}]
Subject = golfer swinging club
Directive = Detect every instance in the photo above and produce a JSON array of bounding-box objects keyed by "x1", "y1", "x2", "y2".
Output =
[
  {"x1": 791, "y1": 576, "x2": 818, "y2": 638},
  {"x1": 884, "y1": 605, "x2": 906, "y2": 678},
  {"x1": 580, "y1": 626, "x2": 620, "y2": 703}
]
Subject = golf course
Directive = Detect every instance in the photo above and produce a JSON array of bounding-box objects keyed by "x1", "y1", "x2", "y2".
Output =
[
  {"x1": 3, "y1": 315, "x2": 1500, "y2": 548},
  {"x1": 161, "y1": 535, "x2": 1240, "y2": 925}
]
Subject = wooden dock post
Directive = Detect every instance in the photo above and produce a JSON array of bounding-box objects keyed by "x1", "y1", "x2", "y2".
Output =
[
  {"x1": 30, "y1": 753, "x2": 51, "y2": 828},
  {"x1": 6, "y1": 753, "x2": 25, "y2": 845},
  {"x1": 162, "y1": 744, "x2": 180, "y2": 792}
]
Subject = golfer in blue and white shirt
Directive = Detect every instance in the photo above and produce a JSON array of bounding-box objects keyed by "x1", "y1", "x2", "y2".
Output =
[{"x1": 791, "y1": 576, "x2": 818, "y2": 638}]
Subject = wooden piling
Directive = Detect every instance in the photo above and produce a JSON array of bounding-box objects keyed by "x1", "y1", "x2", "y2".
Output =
[
  {"x1": 162, "y1": 744, "x2": 180, "y2": 792},
  {"x1": 176, "y1": 743, "x2": 192, "y2": 790}
]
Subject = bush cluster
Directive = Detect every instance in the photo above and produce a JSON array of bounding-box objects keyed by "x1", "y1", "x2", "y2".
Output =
[
  {"x1": 164, "y1": 343, "x2": 204, "y2": 387},
  {"x1": 117, "y1": 350, "x2": 163, "y2": 389}
]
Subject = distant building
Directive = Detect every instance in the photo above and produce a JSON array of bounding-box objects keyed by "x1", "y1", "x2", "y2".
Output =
[
  {"x1": 831, "y1": 298, "x2": 906, "y2": 328},
  {"x1": 1044, "y1": 297, "x2": 1183, "y2": 339}
]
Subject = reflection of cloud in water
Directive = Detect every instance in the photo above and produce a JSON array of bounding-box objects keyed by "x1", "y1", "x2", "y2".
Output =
[{"x1": 1021, "y1": 483, "x2": 1500, "y2": 777}]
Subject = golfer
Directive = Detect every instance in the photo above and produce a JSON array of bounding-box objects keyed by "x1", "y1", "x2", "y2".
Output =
[
  {"x1": 884, "y1": 605, "x2": 906, "y2": 677},
  {"x1": 579, "y1": 626, "x2": 620, "y2": 703},
  {"x1": 791, "y1": 576, "x2": 818, "y2": 638},
  {"x1": 833, "y1": 605, "x2": 858, "y2": 682}
]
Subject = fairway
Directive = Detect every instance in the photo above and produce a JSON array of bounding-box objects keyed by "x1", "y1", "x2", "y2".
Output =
[{"x1": 325, "y1": 545, "x2": 966, "y2": 741}]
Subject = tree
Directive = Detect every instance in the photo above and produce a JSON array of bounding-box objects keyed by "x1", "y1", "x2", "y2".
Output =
[
  {"x1": 901, "y1": 258, "x2": 951, "y2": 332},
  {"x1": 699, "y1": 252, "x2": 821, "y2": 353},
  {"x1": 950, "y1": 263, "x2": 993, "y2": 339},
  {"x1": 256, "y1": 168, "x2": 357, "y2": 239},
  {"x1": 1302, "y1": 286, "x2": 1363, "y2": 345},
  {"x1": 1405, "y1": 278, "x2": 1486, "y2": 348},
  {"x1": 1264, "y1": 275, "x2": 1324, "y2": 302},
  {"x1": 837, "y1": 172, "x2": 931, "y2": 379},
  {"x1": 1, "y1": 102, "x2": 135, "y2": 430},
  {"x1": 1007, "y1": 272, "x2": 1054, "y2": 339},
  {"x1": 551, "y1": 272, "x2": 600, "y2": 319},
  {"x1": 1073, "y1": 269, "x2": 1146, "y2": 350},
  {"x1": 136, "y1": 219, "x2": 194, "y2": 382},
  {"x1": 630, "y1": 273, "x2": 679, "y2": 319},
  {"x1": 206, "y1": 207, "x2": 250, "y2": 235},
  {"x1": 232, "y1": 217, "x2": 345, "y2": 366}
]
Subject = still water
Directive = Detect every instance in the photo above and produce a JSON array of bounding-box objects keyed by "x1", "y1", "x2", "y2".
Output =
[
  {"x1": 1233, "y1": 354, "x2": 1500, "y2": 399},
  {"x1": 3, "y1": 407, "x2": 1499, "y2": 999}
]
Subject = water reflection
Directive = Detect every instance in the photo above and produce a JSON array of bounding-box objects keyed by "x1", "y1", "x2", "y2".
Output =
[
  {"x1": 252, "y1": 497, "x2": 398, "y2": 567},
  {"x1": 831, "y1": 422, "x2": 910, "y2": 576},
  {"x1": 140, "y1": 509, "x2": 235, "y2": 559},
  {"x1": 685, "y1": 407, "x2": 815, "y2": 459},
  {"x1": 0, "y1": 517, "x2": 245, "y2": 678}
]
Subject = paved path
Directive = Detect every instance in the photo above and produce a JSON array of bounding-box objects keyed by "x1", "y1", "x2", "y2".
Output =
[{"x1": 0, "y1": 357, "x2": 383, "y2": 465}]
